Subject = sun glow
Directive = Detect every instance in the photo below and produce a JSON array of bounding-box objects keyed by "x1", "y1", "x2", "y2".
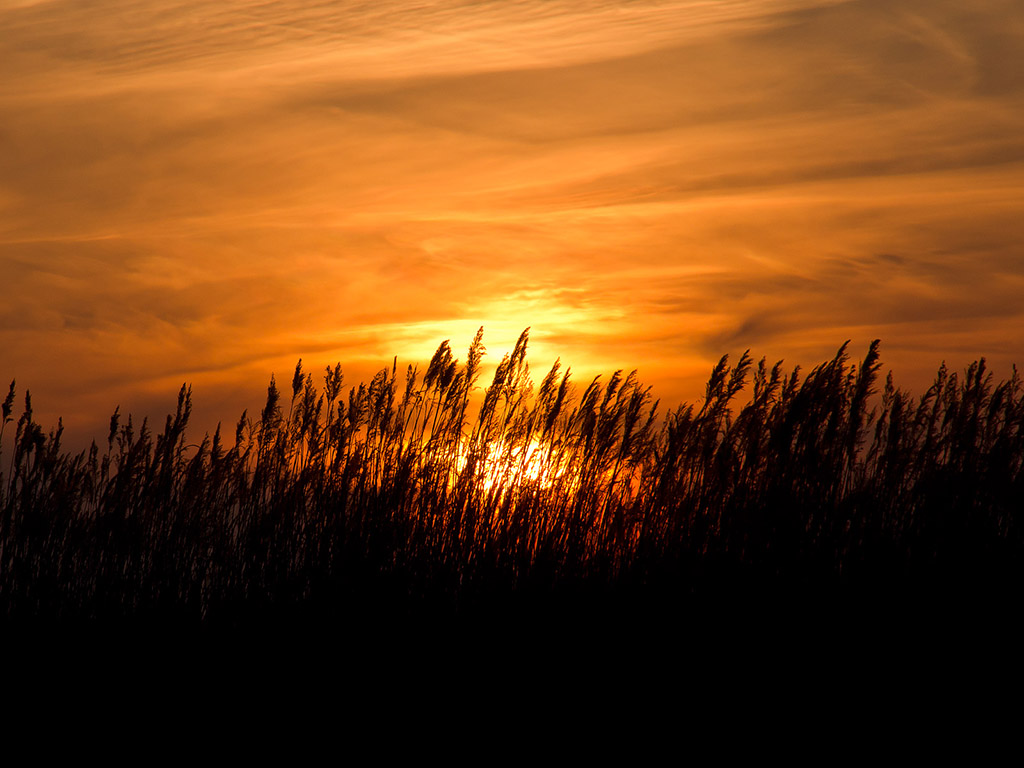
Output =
[{"x1": 456, "y1": 437, "x2": 569, "y2": 496}]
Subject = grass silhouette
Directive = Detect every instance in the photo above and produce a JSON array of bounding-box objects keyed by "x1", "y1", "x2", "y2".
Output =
[{"x1": 1, "y1": 329, "x2": 1021, "y2": 628}]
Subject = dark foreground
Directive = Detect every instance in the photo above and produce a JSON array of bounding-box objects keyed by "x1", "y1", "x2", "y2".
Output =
[{"x1": 2, "y1": 331, "x2": 1021, "y2": 633}]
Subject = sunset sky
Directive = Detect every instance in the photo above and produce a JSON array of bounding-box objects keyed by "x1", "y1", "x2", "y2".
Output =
[{"x1": 2, "y1": 0, "x2": 1023, "y2": 447}]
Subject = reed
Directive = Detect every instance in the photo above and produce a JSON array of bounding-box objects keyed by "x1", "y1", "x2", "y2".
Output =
[{"x1": 1, "y1": 329, "x2": 1021, "y2": 626}]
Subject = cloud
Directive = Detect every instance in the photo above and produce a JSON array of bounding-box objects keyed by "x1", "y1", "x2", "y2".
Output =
[{"x1": 1, "y1": 0, "x2": 1022, "y2": 446}]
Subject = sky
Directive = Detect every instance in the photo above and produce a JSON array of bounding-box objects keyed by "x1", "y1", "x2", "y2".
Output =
[{"x1": 2, "y1": 0, "x2": 1023, "y2": 448}]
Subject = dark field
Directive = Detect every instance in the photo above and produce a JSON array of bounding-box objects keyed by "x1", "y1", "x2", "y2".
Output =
[{"x1": 2, "y1": 329, "x2": 1021, "y2": 632}]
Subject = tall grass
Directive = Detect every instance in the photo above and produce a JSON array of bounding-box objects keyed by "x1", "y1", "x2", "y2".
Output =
[{"x1": 1, "y1": 330, "x2": 1021, "y2": 625}]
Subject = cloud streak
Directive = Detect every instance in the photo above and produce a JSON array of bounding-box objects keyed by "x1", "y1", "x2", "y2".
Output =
[{"x1": 1, "y1": 0, "x2": 1022, "y2": 446}]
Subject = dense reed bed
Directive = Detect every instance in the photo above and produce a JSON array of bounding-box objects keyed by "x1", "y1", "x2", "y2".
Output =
[{"x1": 2, "y1": 329, "x2": 1022, "y2": 627}]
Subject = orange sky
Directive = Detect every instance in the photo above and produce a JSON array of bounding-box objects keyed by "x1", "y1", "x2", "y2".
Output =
[{"x1": 2, "y1": 0, "x2": 1023, "y2": 448}]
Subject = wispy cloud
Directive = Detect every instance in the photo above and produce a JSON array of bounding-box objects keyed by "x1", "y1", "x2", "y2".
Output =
[{"x1": 1, "y1": 0, "x2": 1022, "y2": 445}]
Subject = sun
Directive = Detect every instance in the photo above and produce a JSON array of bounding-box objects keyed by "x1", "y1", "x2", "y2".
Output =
[{"x1": 456, "y1": 437, "x2": 568, "y2": 494}]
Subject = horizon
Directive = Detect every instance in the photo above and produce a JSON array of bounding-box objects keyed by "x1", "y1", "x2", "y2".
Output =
[{"x1": 0, "y1": 329, "x2": 1010, "y2": 456}]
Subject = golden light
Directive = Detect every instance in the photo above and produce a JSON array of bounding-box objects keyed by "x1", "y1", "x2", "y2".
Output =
[{"x1": 457, "y1": 436, "x2": 569, "y2": 496}]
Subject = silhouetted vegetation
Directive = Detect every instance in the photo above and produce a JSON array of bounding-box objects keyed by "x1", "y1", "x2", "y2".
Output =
[{"x1": 2, "y1": 329, "x2": 1021, "y2": 628}]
